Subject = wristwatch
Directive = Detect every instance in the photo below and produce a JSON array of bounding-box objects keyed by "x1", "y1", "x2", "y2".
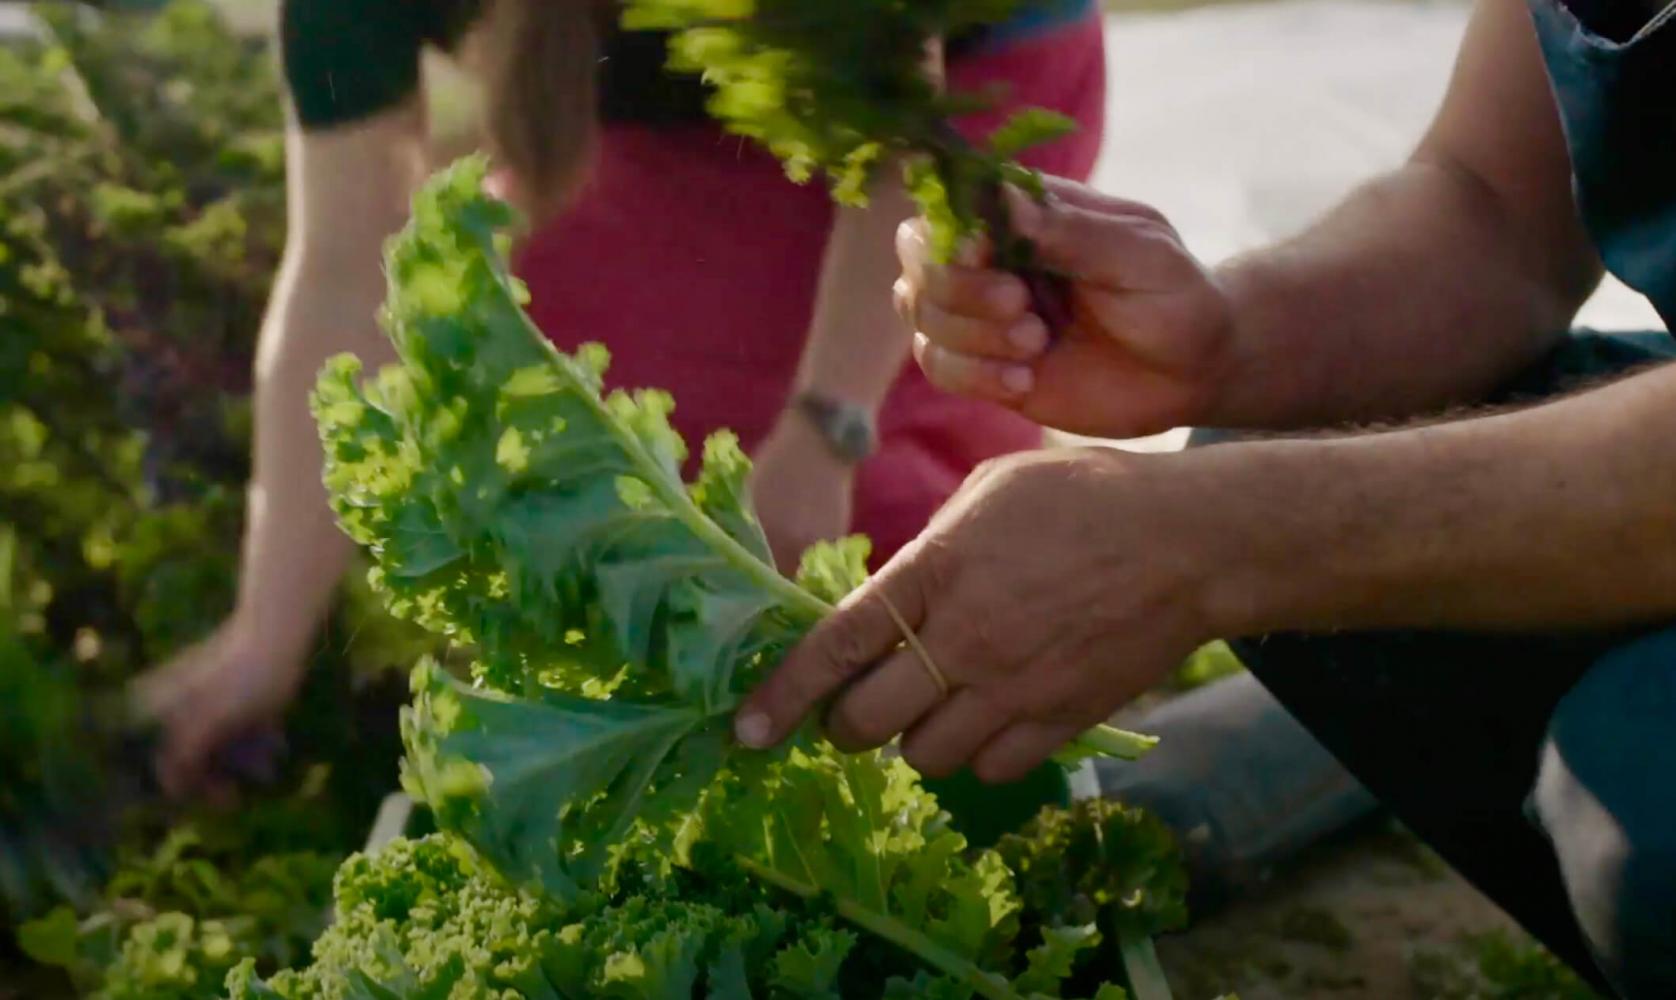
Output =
[{"x1": 791, "y1": 391, "x2": 878, "y2": 464}]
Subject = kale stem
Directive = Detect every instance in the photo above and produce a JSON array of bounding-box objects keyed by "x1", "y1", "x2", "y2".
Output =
[
  {"x1": 1076, "y1": 725, "x2": 1160, "y2": 762},
  {"x1": 735, "y1": 854, "x2": 1024, "y2": 1000},
  {"x1": 514, "y1": 311, "x2": 832, "y2": 626},
  {"x1": 1119, "y1": 930, "x2": 1174, "y2": 1000}
]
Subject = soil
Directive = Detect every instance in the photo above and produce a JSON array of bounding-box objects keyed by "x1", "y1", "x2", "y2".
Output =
[{"x1": 1155, "y1": 824, "x2": 1588, "y2": 999}]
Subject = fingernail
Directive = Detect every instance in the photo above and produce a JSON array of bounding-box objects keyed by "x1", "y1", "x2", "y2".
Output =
[
  {"x1": 1006, "y1": 317, "x2": 1049, "y2": 355},
  {"x1": 1001, "y1": 365, "x2": 1034, "y2": 395},
  {"x1": 735, "y1": 712, "x2": 773, "y2": 749}
]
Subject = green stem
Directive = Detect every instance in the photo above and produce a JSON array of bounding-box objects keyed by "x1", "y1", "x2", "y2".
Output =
[
  {"x1": 1077, "y1": 725, "x2": 1159, "y2": 762},
  {"x1": 517, "y1": 311, "x2": 830, "y2": 625},
  {"x1": 1118, "y1": 930, "x2": 1173, "y2": 1000},
  {"x1": 735, "y1": 854, "x2": 1023, "y2": 1000}
]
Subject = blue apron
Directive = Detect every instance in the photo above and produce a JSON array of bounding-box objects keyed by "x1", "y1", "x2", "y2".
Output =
[{"x1": 1530, "y1": 0, "x2": 1676, "y2": 330}]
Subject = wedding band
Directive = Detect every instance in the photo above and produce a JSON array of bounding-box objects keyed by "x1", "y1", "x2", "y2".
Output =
[
  {"x1": 877, "y1": 592, "x2": 949, "y2": 699},
  {"x1": 911, "y1": 644, "x2": 951, "y2": 698}
]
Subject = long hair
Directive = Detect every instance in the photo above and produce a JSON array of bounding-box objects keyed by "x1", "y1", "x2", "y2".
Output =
[{"x1": 479, "y1": 0, "x2": 607, "y2": 214}]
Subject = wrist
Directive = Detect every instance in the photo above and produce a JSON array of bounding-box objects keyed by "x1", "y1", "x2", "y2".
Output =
[
  {"x1": 224, "y1": 601, "x2": 317, "y2": 672},
  {"x1": 785, "y1": 390, "x2": 877, "y2": 466},
  {"x1": 1166, "y1": 440, "x2": 1360, "y2": 640},
  {"x1": 1200, "y1": 257, "x2": 1306, "y2": 431}
]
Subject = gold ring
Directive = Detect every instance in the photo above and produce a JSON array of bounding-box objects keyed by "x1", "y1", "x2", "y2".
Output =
[{"x1": 877, "y1": 591, "x2": 949, "y2": 699}]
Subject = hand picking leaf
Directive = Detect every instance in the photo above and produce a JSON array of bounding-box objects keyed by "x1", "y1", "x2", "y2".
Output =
[{"x1": 314, "y1": 158, "x2": 1159, "y2": 998}]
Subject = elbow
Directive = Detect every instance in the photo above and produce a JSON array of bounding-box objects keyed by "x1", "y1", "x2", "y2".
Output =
[{"x1": 1410, "y1": 148, "x2": 1603, "y2": 338}]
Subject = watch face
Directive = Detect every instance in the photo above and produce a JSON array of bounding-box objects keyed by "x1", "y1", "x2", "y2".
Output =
[
  {"x1": 798, "y1": 394, "x2": 876, "y2": 462},
  {"x1": 834, "y1": 415, "x2": 872, "y2": 460}
]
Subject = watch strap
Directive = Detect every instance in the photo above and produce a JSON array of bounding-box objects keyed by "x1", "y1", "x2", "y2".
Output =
[{"x1": 792, "y1": 391, "x2": 877, "y2": 464}]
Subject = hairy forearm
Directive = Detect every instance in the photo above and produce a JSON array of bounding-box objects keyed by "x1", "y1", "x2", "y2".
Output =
[
  {"x1": 1210, "y1": 159, "x2": 1594, "y2": 431},
  {"x1": 1202, "y1": 0, "x2": 1601, "y2": 432},
  {"x1": 1206, "y1": 361, "x2": 1676, "y2": 635},
  {"x1": 794, "y1": 172, "x2": 919, "y2": 411}
]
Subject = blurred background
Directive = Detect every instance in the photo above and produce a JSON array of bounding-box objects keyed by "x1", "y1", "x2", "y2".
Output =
[{"x1": 0, "y1": 1, "x2": 1611, "y2": 998}]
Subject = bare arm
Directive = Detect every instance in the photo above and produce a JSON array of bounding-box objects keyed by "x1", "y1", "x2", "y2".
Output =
[
  {"x1": 794, "y1": 174, "x2": 920, "y2": 411},
  {"x1": 749, "y1": 171, "x2": 919, "y2": 568},
  {"x1": 1213, "y1": 0, "x2": 1602, "y2": 428},
  {"x1": 1213, "y1": 361, "x2": 1676, "y2": 635},
  {"x1": 235, "y1": 111, "x2": 424, "y2": 663},
  {"x1": 140, "y1": 108, "x2": 424, "y2": 793},
  {"x1": 736, "y1": 358, "x2": 1676, "y2": 777},
  {"x1": 901, "y1": 0, "x2": 1605, "y2": 439}
]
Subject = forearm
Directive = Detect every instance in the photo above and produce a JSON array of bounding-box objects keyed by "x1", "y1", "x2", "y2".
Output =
[
  {"x1": 794, "y1": 171, "x2": 919, "y2": 411},
  {"x1": 1204, "y1": 0, "x2": 1601, "y2": 431},
  {"x1": 1207, "y1": 362, "x2": 1676, "y2": 635},
  {"x1": 1210, "y1": 161, "x2": 1591, "y2": 430},
  {"x1": 233, "y1": 252, "x2": 393, "y2": 659},
  {"x1": 231, "y1": 116, "x2": 419, "y2": 657}
]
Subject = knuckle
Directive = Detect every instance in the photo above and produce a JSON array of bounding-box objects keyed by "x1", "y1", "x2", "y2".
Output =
[
  {"x1": 972, "y1": 753, "x2": 1020, "y2": 785},
  {"x1": 1121, "y1": 201, "x2": 1170, "y2": 226},
  {"x1": 901, "y1": 742, "x2": 956, "y2": 780},
  {"x1": 831, "y1": 703, "x2": 893, "y2": 750},
  {"x1": 819, "y1": 618, "x2": 879, "y2": 684},
  {"x1": 782, "y1": 635, "x2": 866, "y2": 709},
  {"x1": 913, "y1": 540, "x2": 960, "y2": 603}
]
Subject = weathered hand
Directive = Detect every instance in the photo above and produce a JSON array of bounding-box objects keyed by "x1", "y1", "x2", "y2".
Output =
[
  {"x1": 895, "y1": 178, "x2": 1238, "y2": 439},
  {"x1": 750, "y1": 413, "x2": 856, "y2": 574},
  {"x1": 736, "y1": 446, "x2": 1234, "y2": 783}
]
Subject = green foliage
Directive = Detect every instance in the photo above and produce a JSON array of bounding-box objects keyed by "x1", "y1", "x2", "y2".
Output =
[
  {"x1": 620, "y1": 0, "x2": 1079, "y2": 268},
  {"x1": 300, "y1": 159, "x2": 1170, "y2": 998},
  {"x1": 998, "y1": 800, "x2": 1190, "y2": 1000},
  {"x1": 1167, "y1": 642, "x2": 1244, "y2": 693},
  {"x1": 1472, "y1": 931, "x2": 1598, "y2": 999},
  {"x1": 229, "y1": 828, "x2": 1152, "y2": 1000},
  {"x1": 1, "y1": 1, "x2": 425, "y2": 994},
  {"x1": 1408, "y1": 930, "x2": 1600, "y2": 1000}
]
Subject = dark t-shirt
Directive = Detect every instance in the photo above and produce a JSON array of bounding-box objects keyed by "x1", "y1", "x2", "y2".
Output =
[
  {"x1": 1561, "y1": 0, "x2": 1673, "y2": 41},
  {"x1": 279, "y1": 0, "x2": 711, "y2": 127},
  {"x1": 279, "y1": 0, "x2": 1096, "y2": 130}
]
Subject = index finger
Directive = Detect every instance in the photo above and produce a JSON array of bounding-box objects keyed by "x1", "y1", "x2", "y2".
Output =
[
  {"x1": 734, "y1": 552, "x2": 930, "y2": 749},
  {"x1": 897, "y1": 222, "x2": 1028, "y2": 327}
]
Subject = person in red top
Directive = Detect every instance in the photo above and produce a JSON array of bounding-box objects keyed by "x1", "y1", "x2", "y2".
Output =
[{"x1": 138, "y1": 0, "x2": 1108, "y2": 797}]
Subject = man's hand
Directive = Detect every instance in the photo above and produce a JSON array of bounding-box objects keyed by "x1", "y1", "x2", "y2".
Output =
[
  {"x1": 734, "y1": 446, "x2": 1235, "y2": 784},
  {"x1": 895, "y1": 179, "x2": 1239, "y2": 438},
  {"x1": 751, "y1": 413, "x2": 855, "y2": 574}
]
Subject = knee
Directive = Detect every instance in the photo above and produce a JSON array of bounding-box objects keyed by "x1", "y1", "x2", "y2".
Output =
[{"x1": 1532, "y1": 633, "x2": 1676, "y2": 997}]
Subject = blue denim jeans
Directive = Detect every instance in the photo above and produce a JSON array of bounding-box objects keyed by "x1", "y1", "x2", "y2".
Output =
[{"x1": 1104, "y1": 331, "x2": 1676, "y2": 998}]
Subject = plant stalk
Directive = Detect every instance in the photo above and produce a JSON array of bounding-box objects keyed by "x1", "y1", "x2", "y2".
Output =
[{"x1": 735, "y1": 854, "x2": 1024, "y2": 1000}]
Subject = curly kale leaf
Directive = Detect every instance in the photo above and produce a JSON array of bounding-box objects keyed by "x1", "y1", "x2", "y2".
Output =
[
  {"x1": 998, "y1": 800, "x2": 1189, "y2": 1000},
  {"x1": 620, "y1": 0, "x2": 1077, "y2": 264}
]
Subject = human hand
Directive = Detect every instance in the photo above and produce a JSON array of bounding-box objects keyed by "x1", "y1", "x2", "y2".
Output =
[
  {"x1": 751, "y1": 413, "x2": 856, "y2": 574},
  {"x1": 132, "y1": 615, "x2": 307, "y2": 801},
  {"x1": 895, "y1": 178, "x2": 1239, "y2": 438},
  {"x1": 734, "y1": 446, "x2": 1240, "y2": 783}
]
